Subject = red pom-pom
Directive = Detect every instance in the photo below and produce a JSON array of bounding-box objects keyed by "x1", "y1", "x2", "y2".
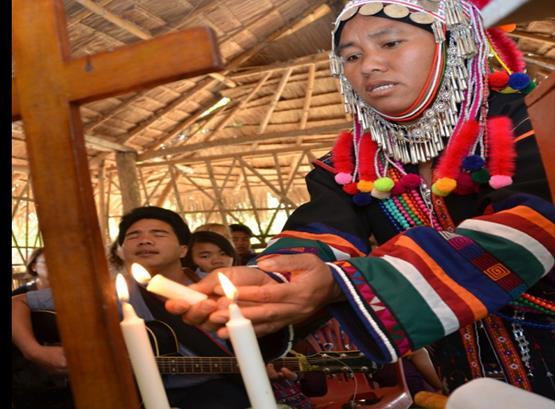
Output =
[
  {"x1": 358, "y1": 133, "x2": 379, "y2": 181},
  {"x1": 435, "y1": 120, "x2": 480, "y2": 180},
  {"x1": 488, "y1": 71, "x2": 509, "y2": 89},
  {"x1": 332, "y1": 131, "x2": 354, "y2": 174},
  {"x1": 342, "y1": 182, "x2": 359, "y2": 195},
  {"x1": 455, "y1": 172, "x2": 478, "y2": 195},
  {"x1": 390, "y1": 183, "x2": 406, "y2": 196},
  {"x1": 400, "y1": 173, "x2": 421, "y2": 189},
  {"x1": 487, "y1": 116, "x2": 515, "y2": 176}
]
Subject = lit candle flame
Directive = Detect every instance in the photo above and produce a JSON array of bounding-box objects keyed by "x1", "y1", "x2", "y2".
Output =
[
  {"x1": 131, "y1": 263, "x2": 151, "y2": 285},
  {"x1": 218, "y1": 272, "x2": 237, "y2": 302},
  {"x1": 116, "y1": 273, "x2": 129, "y2": 302}
]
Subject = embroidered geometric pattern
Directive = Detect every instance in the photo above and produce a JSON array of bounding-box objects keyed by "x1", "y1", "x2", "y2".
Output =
[
  {"x1": 335, "y1": 260, "x2": 412, "y2": 356},
  {"x1": 459, "y1": 324, "x2": 484, "y2": 379},
  {"x1": 483, "y1": 315, "x2": 532, "y2": 391},
  {"x1": 445, "y1": 233, "x2": 526, "y2": 296},
  {"x1": 484, "y1": 263, "x2": 511, "y2": 281}
]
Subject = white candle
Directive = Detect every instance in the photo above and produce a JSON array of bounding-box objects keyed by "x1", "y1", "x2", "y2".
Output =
[
  {"x1": 116, "y1": 274, "x2": 171, "y2": 409},
  {"x1": 218, "y1": 273, "x2": 278, "y2": 409},
  {"x1": 131, "y1": 262, "x2": 207, "y2": 304}
]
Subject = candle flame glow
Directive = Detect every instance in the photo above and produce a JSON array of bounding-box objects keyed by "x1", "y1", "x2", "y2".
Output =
[
  {"x1": 131, "y1": 263, "x2": 152, "y2": 285},
  {"x1": 115, "y1": 273, "x2": 129, "y2": 302},
  {"x1": 217, "y1": 272, "x2": 237, "y2": 302}
]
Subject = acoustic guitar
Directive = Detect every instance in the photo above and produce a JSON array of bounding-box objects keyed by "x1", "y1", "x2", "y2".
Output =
[
  {"x1": 145, "y1": 318, "x2": 381, "y2": 376},
  {"x1": 14, "y1": 311, "x2": 380, "y2": 377}
]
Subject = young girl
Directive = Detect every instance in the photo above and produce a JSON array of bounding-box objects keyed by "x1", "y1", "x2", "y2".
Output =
[{"x1": 183, "y1": 231, "x2": 237, "y2": 283}]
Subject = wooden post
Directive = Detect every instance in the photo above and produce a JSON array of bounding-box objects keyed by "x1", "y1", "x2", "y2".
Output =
[
  {"x1": 12, "y1": 1, "x2": 222, "y2": 408},
  {"x1": 525, "y1": 72, "x2": 555, "y2": 203},
  {"x1": 116, "y1": 151, "x2": 142, "y2": 214}
]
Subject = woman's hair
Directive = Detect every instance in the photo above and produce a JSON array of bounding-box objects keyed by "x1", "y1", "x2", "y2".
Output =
[
  {"x1": 25, "y1": 247, "x2": 45, "y2": 277},
  {"x1": 194, "y1": 223, "x2": 232, "y2": 241},
  {"x1": 183, "y1": 231, "x2": 238, "y2": 270}
]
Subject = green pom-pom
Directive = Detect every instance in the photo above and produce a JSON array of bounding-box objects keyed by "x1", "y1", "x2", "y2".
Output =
[
  {"x1": 373, "y1": 177, "x2": 394, "y2": 192},
  {"x1": 471, "y1": 168, "x2": 490, "y2": 184},
  {"x1": 522, "y1": 80, "x2": 537, "y2": 94}
]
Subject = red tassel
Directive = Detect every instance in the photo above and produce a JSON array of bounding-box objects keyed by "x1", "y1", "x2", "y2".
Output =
[
  {"x1": 332, "y1": 131, "x2": 354, "y2": 174},
  {"x1": 358, "y1": 133, "x2": 378, "y2": 181},
  {"x1": 434, "y1": 120, "x2": 480, "y2": 180},
  {"x1": 487, "y1": 116, "x2": 515, "y2": 176},
  {"x1": 487, "y1": 28, "x2": 526, "y2": 73}
]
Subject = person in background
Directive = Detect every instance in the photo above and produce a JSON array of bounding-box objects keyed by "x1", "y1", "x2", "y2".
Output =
[
  {"x1": 167, "y1": 0, "x2": 555, "y2": 401},
  {"x1": 12, "y1": 206, "x2": 251, "y2": 409},
  {"x1": 229, "y1": 223, "x2": 257, "y2": 265},
  {"x1": 194, "y1": 223, "x2": 233, "y2": 243},
  {"x1": 182, "y1": 231, "x2": 238, "y2": 283},
  {"x1": 13, "y1": 247, "x2": 49, "y2": 295}
]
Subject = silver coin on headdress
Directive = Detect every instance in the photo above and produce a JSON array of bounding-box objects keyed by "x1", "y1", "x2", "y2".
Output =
[
  {"x1": 409, "y1": 11, "x2": 435, "y2": 25},
  {"x1": 383, "y1": 4, "x2": 410, "y2": 19},
  {"x1": 359, "y1": 3, "x2": 384, "y2": 16},
  {"x1": 339, "y1": 6, "x2": 360, "y2": 21}
]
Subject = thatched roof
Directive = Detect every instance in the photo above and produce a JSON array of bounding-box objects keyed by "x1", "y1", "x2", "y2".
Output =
[{"x1": 11, "y1": 0, "x2": 555, "y2": 269}]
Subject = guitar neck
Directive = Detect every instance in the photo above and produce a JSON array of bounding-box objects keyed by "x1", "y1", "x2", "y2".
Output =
[
  {"x1": 156, "y1": 351, "x2": 376, "y2": 376},
  {"x1": 156, "y1": 356, "x2": 300, "y2": 375}
]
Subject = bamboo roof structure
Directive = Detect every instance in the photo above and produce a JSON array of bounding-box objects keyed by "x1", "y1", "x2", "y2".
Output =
[{"x1": 12, "y1": 0, "x2": 555, "y2": 274}]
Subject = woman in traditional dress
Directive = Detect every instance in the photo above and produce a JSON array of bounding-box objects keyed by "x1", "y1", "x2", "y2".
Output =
[{"x1": 167, "y1": 0, "x2": 555, "y2": 399}]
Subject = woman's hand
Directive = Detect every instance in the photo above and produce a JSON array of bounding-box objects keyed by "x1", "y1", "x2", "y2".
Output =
[
  {"x1": 165, "y1": 266, "x2": 276, "y2": 332},
  {"x1": 166, "y1": 254, "x2": 343, "y2": 338}
]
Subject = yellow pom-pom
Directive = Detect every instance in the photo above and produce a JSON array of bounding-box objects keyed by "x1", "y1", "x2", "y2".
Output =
[
  {"x1": 357, "y1": 179, "x2": 374, "y2": 192},
  {"x1": 414, "y1": 391, "x2": 448, "y2": 409},
  {"x1": 432, "y1": 177, "x2": 456, "y2": 196},
  {"x1": 373, "y1": 177, "x2": 394, "y2": 192}
]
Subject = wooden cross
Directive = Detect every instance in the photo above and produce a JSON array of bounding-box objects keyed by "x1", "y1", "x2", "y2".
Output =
[{"x1": 12, "y1": 1, "x2": 222, "y2": 408}]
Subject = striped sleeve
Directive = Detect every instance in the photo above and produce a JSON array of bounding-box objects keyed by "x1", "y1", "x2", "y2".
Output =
[
  {"x1": 328, "y1": 194, "x2": 555, "y2": 363},
  {"x1": 254, "y1": 164, "x2": 373, "y2": 263}
]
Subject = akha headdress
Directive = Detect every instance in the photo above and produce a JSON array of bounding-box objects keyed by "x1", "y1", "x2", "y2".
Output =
[{"x1": 329, "y1": 0, "x2": 533, "y2": 202}]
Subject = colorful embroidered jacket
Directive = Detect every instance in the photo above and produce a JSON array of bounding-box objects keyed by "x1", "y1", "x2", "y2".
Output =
[{"x1": 258, "y1": 93, "x2": 555, "y2": 396}]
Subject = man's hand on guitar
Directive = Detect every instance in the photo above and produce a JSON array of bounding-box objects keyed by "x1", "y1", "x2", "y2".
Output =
[{"x1": 26, "y1": 345, "x2": 68, "y2": 375}]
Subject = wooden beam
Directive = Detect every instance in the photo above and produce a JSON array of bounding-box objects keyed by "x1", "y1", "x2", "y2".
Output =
[
  {"x1": 206, "y1": 161, "x2": 228, "y2": 224},
  {"x1": 143, "y1": 142, "x2": 332, "y2": 168},
  {"x1": 138, "y1": 122, "x2": 349, "y2": 161},
  {"x1": 116, "y1": 78, "x2": 218, "y2": 144},
  {"x1": 12, "y1": 1, "x2": 222, "y2": 407},
  {"x1": 228, "y1": 52, "x2": 329, "y2": 80},
  {"x1": 170, "y1": 165, "x2": 185, "y2": 214},
  {"x1": 273, "y1": 4, "x2": 332, "y2": 40},
  {"x1": 97, "y1": 160, "x2": 107, "y2": 244},
  {"x1": 86, "y1": 134, "x2": 135, "y2": 152},
  {"x1": 238, "y1": 157, "x2": 297, "y2": 207},
  {"x1": 203, "y1": 71, "x2": 273, "y2": 142},
  {"x1": 67, "y1": 0, "x2": 114, "y2": 29},
  {"x1": 13, "y1": 1, "x2": 140, "y2": 406},
  {"x1": 299, "y1": 64, "x2": 316, "y2": 131},
  {"x1": 73, "y1": 0, "x2": 152, "y2": 40},
  {"x1": 12, "y1": 27, "x2": 223, "y2": 119},
  {"x1": 259, "y1": 68, "x2": 293, "y2": 134},
  {"x1": 115, "y1": 151, "x2": 142, "y2": 214},
  {"x1": 508, "y1": 30, "x2": 555, "y2": 46}
]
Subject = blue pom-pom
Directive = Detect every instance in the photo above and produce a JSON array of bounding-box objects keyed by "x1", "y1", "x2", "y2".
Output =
[
  {"x1": 461, "y1": 155, "x2": 485, "y2": 171},
  {"x1": 507, "y1": 72, "x2": 530, "y2": 91},
  {"x1": 352, "y1": 193, "x2": 372, "y2": 206}
]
